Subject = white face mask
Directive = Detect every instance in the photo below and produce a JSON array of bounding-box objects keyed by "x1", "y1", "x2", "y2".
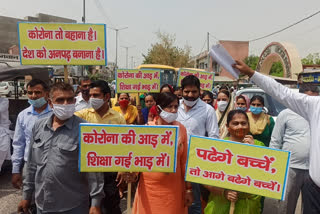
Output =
[
  {"x1": 90, "y1": 98, "x2": 105, "y2": 110},
  {"x1": 217, "y1": 101, "x2": 228, "y2": 112},
  {"x1": 52, "y1": 104, "x2": 75, "y2": 120},
  {"x1": 158, "y1": 105, "x2": 178, "y2": 123},
  {"x1": 183, "y1": 97, "x2": 199, "y2": 107}
]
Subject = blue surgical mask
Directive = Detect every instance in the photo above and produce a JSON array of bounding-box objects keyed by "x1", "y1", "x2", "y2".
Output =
[
  {"x1": 28, "y1": 97, "x2": 47, "y2": 108},
  {"x1": 236, "y1": 106, "x2": 247, "y2": 111},
  {"x1": 250, "y1": 106, "x2": 263, "y2": 115}
]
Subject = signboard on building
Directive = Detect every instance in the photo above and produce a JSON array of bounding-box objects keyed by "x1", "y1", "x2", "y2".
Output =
[
  {"x1": 18, "y1": 22, "x2": 107, "y2": 65},
  {"x1": 0, "y1": 53, "x2": 20, "y2": 62},
  {"x1": 185, "y1": 136, "x2": 290, "y2": 200},
  {"x1": 79, "y1": 124, "x2": 178, "y2": 173}
]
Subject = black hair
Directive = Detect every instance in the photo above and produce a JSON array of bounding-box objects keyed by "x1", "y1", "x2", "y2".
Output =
[
  {"x1": 160, "y1": 84, "x2": 174, "y2": 93},
  {"x1": 174, "y1": 86, "x2": 181, "y2": 91},
  {"x1": 181, "y1": 75, "x2": 200, "y2": 90},
  {"x1": 201, "y1": 90, "x2": 214, "y2": 100},
  {"x1": 236, "y1": 95, "x2": 247, "y2": 103},
  {"x1": 117, "y1": 93, "x2": 130, "y2": 99},
  {"x1": 299, "y1": 84, "x2": 319, "y2": 93},
  {"x1": 218, "y1": 89, "x2": 230, "y2": 98},
  {"x1": 250, "y1": 95, "x2": 264, "y2": 106},
  {"x1": 90, "y1": 80, "x2": 111, "y2": 95},
  {"x1": 27, "y1": 79, "x2": 49, "y2": 91},
  {"x1": 79, "y1": 76, "x2": 91, "y2": 85},
  {"x1": 145, "y1": 93, "x2": 155, "y2": 101},
  {"x1": 219, "y1": 85, "x2": 229, "y2": 91},
  {"x1": 226, "y1": 109, "x2": 249, "y2": 126},
  {"x1": 156, "y1": 92, "x2": 179, "y2": 111}
]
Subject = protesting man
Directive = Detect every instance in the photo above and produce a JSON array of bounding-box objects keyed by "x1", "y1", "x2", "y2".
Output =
[
  {"x1": 11, "y1": 79, "x2": 52, "y2": 189},
  {"x1": 177, "y1": 75, "x2": 219, "y2": 214},
  {"x1": 234, "y1": 60, "x2": 320, "y2": 214},
  {"x1": 75, "y1": 76, "x2": 92, "y2": 111},
  {"x1": 270, "y1": 84, "x2": 319, "y2": 214},
  {"x1": 75, "y1": 80, "x2": 126, "y2": 214},
  {"x1": 0, "y1": 97, "x2": 12, "y2": 172},
  {"x1": 18, "y1": 82, "x2": 104, "y2": 214}
]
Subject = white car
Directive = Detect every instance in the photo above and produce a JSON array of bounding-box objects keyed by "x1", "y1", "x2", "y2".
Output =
[
  {"x1": 235, "y1": 88, "x2": 298, "y2": 119},
  {"x1": 0, "y1": 81, "x2": 23, "y2": 97}
]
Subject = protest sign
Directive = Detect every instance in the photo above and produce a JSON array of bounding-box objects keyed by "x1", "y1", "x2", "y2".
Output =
[
  {"x1": 18, "y1": 22, "x2": 107, "y2": 65},
  {"x1": 185, "y1": 136, "x2": 290, "y2": 200},
  {"x1": 177, "y1": 69, "x2": 214, "y2": 91},
  {"x1": 116, "y1": 69, "x2": 161, "y2": 93},
  {"x1": 79, "y1": 124, "x2": 178, "y2": 172}
]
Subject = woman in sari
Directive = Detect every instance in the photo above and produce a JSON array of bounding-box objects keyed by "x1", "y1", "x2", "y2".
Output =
[
  {"x1": 124, "y1": 92, "x2": 193, "y2": 214},
  {"x1": 216, "y1": 90, "x2": 234, "y2": 139},
  {"x1": 247, "y1": 95, "x2": 275, "y2": 147},
  {"x1": 112, "y1": 93, "x2": 144, "y2": 124},
  {"x1": 204, "y1": 109, "x2": 265, "y2": 214}
]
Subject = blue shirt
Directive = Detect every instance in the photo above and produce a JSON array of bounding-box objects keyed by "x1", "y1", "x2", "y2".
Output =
[
  {"x1": 141, "y1": 107, "x2": 149, "y2": 124},
  {"x1": 11, "y1": 104, "x2": 52, "y2": 173}
]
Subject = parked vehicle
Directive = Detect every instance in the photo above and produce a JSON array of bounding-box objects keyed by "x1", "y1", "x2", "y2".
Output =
[
  {"x1": 0, "y1": 81, "x2": 22, "y2": 97},
  {"x1": 236, "y1": 88, "x2": 298, "y2": 118}
]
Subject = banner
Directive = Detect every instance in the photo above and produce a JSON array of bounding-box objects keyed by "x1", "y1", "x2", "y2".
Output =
[
  {"x1": 177, "y1": 69, "x2": 214, "y2": 91},
  {"x1": 79, "y1": 124, "x2": 178, "y2": 172},
  {"x1": 116, "y1": 69, "x2": 161, "y2": 93},
  {"x1": 185, "y1": 136, "x2": 290, "y2": 200},
  {"x1": 18, "y1": 22, "x2": 107, "y2": 65}
]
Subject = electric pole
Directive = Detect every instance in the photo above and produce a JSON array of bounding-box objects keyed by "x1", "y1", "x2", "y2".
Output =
[
  {"x1": 207, "y1": 32, "x2": 210, "y2": 72},
  {"x1": 108, "y1": 27, "x2": 128, "y2": 69},
  {"x1": 121, "y1": 45, "x2": 135, "y2": 68}
]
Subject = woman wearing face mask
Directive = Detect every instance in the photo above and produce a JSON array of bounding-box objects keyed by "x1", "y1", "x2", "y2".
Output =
[
  {"x1": 112, "y1": 93, "x2": 144, "y2": 124},
  {"x1": 204, "y1": 110, "x2": 264, "y2": 214},
  {"x1": 235, "y1": 95, "x2": 250, "y2": 112},
  {"x1": 141, "y1": 93, "x2": 156, "y2": 124},
  {"x1": 201, "y1": 90, "x2": 215, "y2": 107},
  {"x1": 247, "y1": 95, "x2": 275, "y2": 147},
  {"x1": 123, "y1": 92, "x2": 193, "y2": 214},
  {"x1": 216, "y1": 90, "x2": 234, "y2": 139}
]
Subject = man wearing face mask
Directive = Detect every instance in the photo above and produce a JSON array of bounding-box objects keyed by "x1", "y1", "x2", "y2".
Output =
[
  {"x1": 11, "y1": 79, "x2": 52, "y2": 190},
  {"x1": 18, "y1": 82, "x2": 104, "y2": 214},
  {"x1": 75, "y1": 76, "x2": 91, "y2": 111},
  {"x1": 176, "y1": 75, "x2": 219, "y2": 214},
  {"x1": 75, "y1": 80, "x2": 126, "y2": 214}
]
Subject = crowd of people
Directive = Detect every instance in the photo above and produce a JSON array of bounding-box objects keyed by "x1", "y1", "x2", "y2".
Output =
[{"x1": 0, "y1": 62, "x2": 318, "y2": 214}]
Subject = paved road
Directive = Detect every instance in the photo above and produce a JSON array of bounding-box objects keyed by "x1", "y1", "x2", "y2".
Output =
[
  {"x1": 0, "y1": 165, "x2": 21, "y2": 214},
  {"x1": 0, "y1": 164, "x2": 301, "y2": 214}
]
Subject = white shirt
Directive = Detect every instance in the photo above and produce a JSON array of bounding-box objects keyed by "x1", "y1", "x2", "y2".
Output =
[
  {"x1": 270, "y1": 109, "x2": 310, "y2": 169},
  {"x1": 177, "y1": 99, "x2": 219, "y2": 140},
  {"x1": 251, "y1": 71, "x2": 320, "y2": 187},
  {"x1": 75, "y1": 94, "x2": 91, "y2": 111}
]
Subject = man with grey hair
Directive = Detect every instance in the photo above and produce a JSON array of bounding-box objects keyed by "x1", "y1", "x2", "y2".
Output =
[
  {"x1": 75, "y1": 76, "x2": 91, "y2": 111},
  {"x1": 270, "y1": 84, "x2": 319, "y2": 214}
]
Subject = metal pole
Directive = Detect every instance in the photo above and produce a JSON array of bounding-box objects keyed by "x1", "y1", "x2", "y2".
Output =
[
  {"x1": 207, "y1": 32, "x2": 210, "y2": 72},
  {"x1": 82, "y1": 0, "x2": 86, "y2": 77},
  {"x1": 131, "y1": 56, "x2": 134, "y2": 69},
  {"x1": 125, "y1": 47, "x2": 128, "y2": 68},
  {"x1": 115, "y1": 29, "x2": 118, "y2": 69}
]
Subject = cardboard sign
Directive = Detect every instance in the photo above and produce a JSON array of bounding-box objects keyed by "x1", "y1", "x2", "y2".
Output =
[
  {"x1": 18, "y1": 22, "x2": 107, "y2": 65},
  {"x1": 177, "y1": 69, "x2": 214, "y2": 91},
  {"x1": 116, "y1": 69, "x2": 161, "y2": 93},
  {"x1": 185, "y1": 136, "x2": 290, "y2": 200},
  {"x1": 79, "y1": 124, "x2": 178, "y2": 172}
]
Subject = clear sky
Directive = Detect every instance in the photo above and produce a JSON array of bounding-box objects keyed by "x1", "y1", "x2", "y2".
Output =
[{"x1": 2, "y1": 0, "x2": 320, "y2": 68}]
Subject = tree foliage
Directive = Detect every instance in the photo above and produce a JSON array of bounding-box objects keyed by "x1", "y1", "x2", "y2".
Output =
[
  {"x1": 269, "y1": 62, "x2": 284, "y2": 77},
  {"x1": 301, "y1": 53, "x2": 320, "y2": 65},
  {"x1": 142, "y1": 31, "x2": 193, "y2": 67},
  {"x1": 244, "y1": 55, "x2": 259, "y2": 70}
]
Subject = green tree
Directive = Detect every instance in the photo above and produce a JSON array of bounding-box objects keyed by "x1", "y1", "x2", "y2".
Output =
[
  {"x1": 301, "y1": 53, "x2": 320, "y2": 65},
  {"x1": 269, "y1": 62, "x2": 284, "y2": 77},
  {"x1": 142, "y1": 31, "x2": 193, "y2": 67},
  {"x1": 244, "y1": 55, "x2": 259, "y2": 70}
]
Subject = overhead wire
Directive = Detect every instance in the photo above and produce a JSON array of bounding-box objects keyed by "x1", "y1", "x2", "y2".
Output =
[{"x1": 249, "y1": 9, "x2": 320, "y2": 42}]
